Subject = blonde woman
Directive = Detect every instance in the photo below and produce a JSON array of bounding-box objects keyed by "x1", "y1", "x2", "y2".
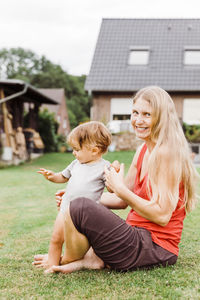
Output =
[{"x1": 34, "y1": 86, "x2": 198, "y2": 273}]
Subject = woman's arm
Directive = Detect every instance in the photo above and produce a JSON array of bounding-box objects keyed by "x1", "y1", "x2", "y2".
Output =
[
  {"x1": 104, "y1": 163, "x2": 176, "y2": 226},
  {"x1": 100, "y1": 192, "x2": 128, "y2": 209}
]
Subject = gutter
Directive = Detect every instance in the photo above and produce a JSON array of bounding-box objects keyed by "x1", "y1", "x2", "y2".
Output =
[{"x1": 0, "y1": 83, "x2": 28, "y2": 104}]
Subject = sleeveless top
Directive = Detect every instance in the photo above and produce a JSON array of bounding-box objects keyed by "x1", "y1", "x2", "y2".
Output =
[{"x1": 126, "y1": 144, "x2": 186, "y2": 256}]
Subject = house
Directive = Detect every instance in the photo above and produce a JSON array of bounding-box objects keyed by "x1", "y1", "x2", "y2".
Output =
[
  {"x1": 85, "y1": 19, "x2": 200, "y2": 127},
  {"x1": 39, "y1": 88, "x2": 70, "y2": 137},
  {"x1": 0, "y1": 79, "x2": 58, "y2": 164}
]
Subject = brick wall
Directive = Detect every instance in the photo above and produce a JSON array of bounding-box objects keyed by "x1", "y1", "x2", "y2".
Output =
[
  {"x1": 92, "y1": 93, "x2": 132, "y2": 123},
  {"x1": 91, "y1": 92, "x2": 200, "y2": 123}
]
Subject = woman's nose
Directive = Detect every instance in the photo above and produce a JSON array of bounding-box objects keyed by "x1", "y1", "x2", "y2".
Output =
[{"x1": 135, "y1": 114, "x2": 144, "y2": 123}]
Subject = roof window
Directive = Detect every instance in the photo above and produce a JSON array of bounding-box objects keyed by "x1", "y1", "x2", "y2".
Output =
[
  {"x1": 128, "y1": 48, "x2": 149, "y2": 65},
  {"x1": 184, "y1": 49, "x2": 200, "y2": 65}
]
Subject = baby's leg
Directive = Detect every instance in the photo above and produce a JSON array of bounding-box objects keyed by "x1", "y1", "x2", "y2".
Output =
[
  {"x1": 60, "y1": 206, "x2": 89, "y2": 265},
  {"x1": 46, "y1": 211, "x2": 65, "y2": 271}
]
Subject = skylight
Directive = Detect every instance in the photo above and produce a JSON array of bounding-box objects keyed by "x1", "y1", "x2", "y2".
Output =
[
  {"x1": 128, "y1": 49, "x2": 149, "y2": 65},
  {"x1": 184, "y1": 50, "x2": 200, "y2": 65}
]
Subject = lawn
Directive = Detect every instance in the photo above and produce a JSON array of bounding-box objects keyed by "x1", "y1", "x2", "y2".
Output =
[{"x1": 0, "y1": 152, "x2": 200, "y2": 300}]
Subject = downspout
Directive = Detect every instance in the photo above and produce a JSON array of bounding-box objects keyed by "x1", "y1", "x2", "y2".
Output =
[{"x1": 0, "y1": 83, "x2": 28, "y2": 104}]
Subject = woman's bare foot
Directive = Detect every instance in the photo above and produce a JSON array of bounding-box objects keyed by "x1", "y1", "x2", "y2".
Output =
[{"x1": 51, "y1": 248, "x2": 105, "y2": 274}]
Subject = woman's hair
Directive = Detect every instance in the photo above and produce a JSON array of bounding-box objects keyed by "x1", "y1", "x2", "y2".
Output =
[
  {"x1": 67, "y1": 121, "x2": 111, "y2": 154},
  {"x1": 133, "y1": 86, "x2": 198, "y2": 212}
]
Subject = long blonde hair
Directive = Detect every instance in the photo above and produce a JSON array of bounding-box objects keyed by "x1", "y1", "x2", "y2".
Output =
[{"x1": 133, "y1": 86, "x2": 198, "y2": 212}]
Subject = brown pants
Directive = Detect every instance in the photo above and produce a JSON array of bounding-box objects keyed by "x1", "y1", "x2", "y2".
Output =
[{"x1": 70, "y1": 197, "x2": 177, "y2": 272}]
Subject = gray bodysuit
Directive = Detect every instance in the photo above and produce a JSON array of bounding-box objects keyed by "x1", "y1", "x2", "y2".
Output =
[{"x1": 60, "y1": 158, "x2": 110, "y2": 213}]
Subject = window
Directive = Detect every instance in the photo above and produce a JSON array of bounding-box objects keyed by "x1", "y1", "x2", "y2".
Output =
[
  {"x1": 113, "y1": 114, "x2": 131, "y2": 121},
  {"x1": 110, "y1": 98, "x2": 132, "y2": 121},
  {"x1": 183, "y1": 99, "x2": 200, "y2": 124},
  {"x1": 128, "y1": 49, "x2": 149, "y2": 65},
  {"x1": 184, "y1": 49, "x2": 200, "y2": 65}
]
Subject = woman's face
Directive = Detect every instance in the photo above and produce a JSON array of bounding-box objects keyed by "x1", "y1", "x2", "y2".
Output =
[{"x1": 131, "y1": 97, "x2": 153, "y2": 141}]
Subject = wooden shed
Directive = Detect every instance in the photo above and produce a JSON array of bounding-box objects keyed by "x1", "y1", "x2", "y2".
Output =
[{"x1": 0, "y1": 79, "x2": 57, "y2": 164}]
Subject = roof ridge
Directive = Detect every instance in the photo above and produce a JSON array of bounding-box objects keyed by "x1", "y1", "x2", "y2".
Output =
[{"x1": 102, "y1": 18, "x2": 200, "y2": 21}]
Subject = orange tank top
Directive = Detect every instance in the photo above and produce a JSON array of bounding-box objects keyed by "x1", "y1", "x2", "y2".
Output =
[{"x1": 126, "y1": 144, "x2": 186, "y2": 256}]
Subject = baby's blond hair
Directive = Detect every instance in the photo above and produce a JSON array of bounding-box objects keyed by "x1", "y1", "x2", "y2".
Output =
[{"x1": 67, "y1": 121, "x2": 111, "y2": 154}]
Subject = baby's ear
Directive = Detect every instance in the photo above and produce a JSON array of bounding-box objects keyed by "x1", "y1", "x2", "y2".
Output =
[{"x1": 92, "y1": 146, "x2": 100, "y2": 154}]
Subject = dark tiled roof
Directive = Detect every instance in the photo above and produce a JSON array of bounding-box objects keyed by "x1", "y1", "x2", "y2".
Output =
[{"x1": 85, "y1": 19, "x2": 200, "y2": 92}]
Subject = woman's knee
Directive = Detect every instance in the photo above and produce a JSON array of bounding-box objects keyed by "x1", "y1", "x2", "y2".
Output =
[
  {"x1": 70, "y1": 197, "x2": 94, "y2": 213},
  {"x1": 69, "y1": 197, "x2": 98, "y2": 234},
  {"x1": 70, "y1": 197, "x2": 94, "y2": 219}
]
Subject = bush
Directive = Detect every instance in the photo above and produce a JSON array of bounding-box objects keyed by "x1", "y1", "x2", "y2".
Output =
[
  {"x1": 183, "y1": 123, "x2": 200, "y2": 143},
  {"x1": 56, "y1": 134, "x2": 68, "y2": 152},
  {"x1": 23, "y1": 109, "x2": 67, "y2": 152},
  {"x1": 38, "y1": 109, "x2": 58, "y2": 152}
]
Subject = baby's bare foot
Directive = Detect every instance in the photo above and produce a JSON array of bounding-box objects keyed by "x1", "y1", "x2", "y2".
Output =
[
  {"x1": 32, "y1": 253, "x2": 49, "y2": 268},
  {"x1": 34, "y1": 254, "x2": 48, "y2": 261}
]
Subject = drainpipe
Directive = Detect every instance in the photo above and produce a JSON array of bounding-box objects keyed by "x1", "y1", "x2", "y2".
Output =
[{"x1": 0, "y1": 83, "x2": 28, "y2": 104}]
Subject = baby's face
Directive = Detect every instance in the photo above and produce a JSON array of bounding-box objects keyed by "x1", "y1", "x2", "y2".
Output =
[{"x1": 72, "y1": 145, "x2": 96, "y2": 164}]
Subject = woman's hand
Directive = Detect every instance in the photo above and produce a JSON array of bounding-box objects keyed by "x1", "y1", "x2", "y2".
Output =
[
  {"x1": 104, "y1": 163, "x2": 125, "y2": 196},
  {"x1": 55, "y1": 189, "x2": 65, "y2": 210}
]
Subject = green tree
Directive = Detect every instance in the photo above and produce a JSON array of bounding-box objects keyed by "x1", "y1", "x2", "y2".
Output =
[{"x1": 0, "y1": 47, "x2": 90, "y2": 128}]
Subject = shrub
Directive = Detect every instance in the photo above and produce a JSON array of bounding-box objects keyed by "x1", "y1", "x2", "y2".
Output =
[
  {"x1": 183, "y1": 123, "x2": 200, "y2": 143},
  {"x1": 38, "y1": 109, "x2": 58, "y2": 152}
]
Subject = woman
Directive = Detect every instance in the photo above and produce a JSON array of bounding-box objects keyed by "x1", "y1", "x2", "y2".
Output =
[{"x1": 33, "y1": 86, "x2": 198, "y2": 273}]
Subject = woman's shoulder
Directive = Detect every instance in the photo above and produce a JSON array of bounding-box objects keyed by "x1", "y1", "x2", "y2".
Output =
[{"x1": 133, "y1": 143, "x2": 146, "y2": 164}]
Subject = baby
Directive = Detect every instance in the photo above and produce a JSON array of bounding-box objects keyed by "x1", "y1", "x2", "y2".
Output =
[{"x1": 37, "y1": 121, "x2": 118, "y2": 273}]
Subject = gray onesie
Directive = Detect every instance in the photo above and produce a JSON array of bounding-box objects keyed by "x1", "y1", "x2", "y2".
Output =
[{"x1": 60, "y1": 158, "x2": 110, "y2": 213}]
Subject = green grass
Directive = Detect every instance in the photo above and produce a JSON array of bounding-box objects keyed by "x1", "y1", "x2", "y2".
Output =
[{"x1": 0, "y1": 152, "x2": 200, "y2": 300}]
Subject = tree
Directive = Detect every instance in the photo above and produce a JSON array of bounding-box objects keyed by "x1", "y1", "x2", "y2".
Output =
[{"x1": 0, "y1": 47, "x2": 90, "y2": 128}]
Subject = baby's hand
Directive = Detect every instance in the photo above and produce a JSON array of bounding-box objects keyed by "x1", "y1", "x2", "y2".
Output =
[
  {"x1": 111, "y1": 160, "x2": 120, "y2": 173},
  {"x1": 37, "y1": 168, "x2": 55, "y2": 181}
]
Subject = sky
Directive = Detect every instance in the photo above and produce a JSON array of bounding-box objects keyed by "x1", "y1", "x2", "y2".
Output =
[{"x1": 1, "y1": 0, "x2": 200, "y2": 76}]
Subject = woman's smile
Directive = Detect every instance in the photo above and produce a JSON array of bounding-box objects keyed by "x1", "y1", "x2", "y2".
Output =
[{"x1": 135, "y1": 126, "x2": 149, "y2": 131}]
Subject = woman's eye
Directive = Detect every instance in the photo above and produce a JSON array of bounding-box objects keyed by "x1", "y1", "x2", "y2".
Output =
[
  {"x1": 132, "y1": 111, "x2": 138, "y2": 115},
  {"x1": 145, "y1": 113, "x2": 151, "y2": 117}
]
